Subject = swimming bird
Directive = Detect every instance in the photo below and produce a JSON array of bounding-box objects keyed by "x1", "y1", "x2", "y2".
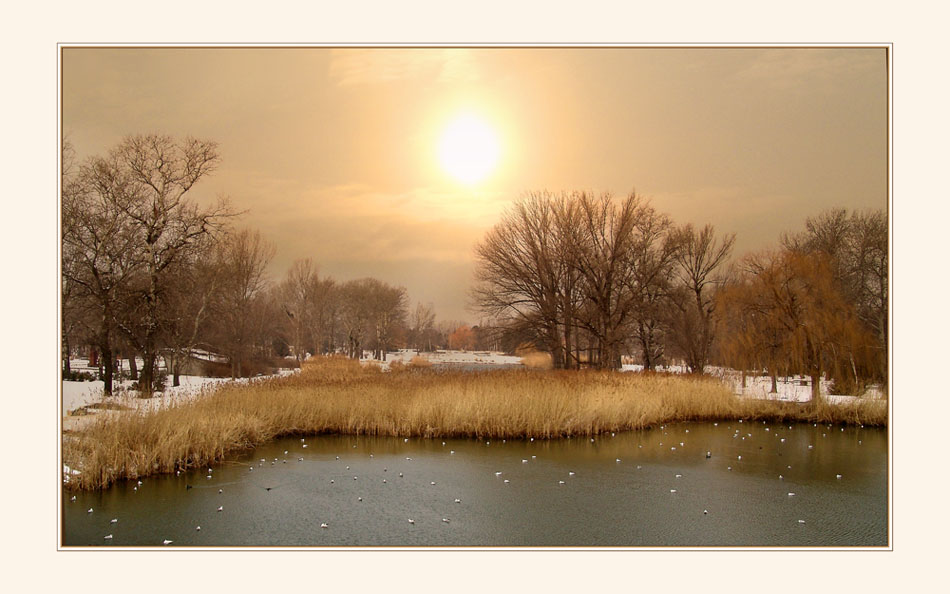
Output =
[
  {"x1": 442, "y1": 518, "x2": 450, "y2": 523},
  {"x1": 398, "y1": 473, "x2": 403, "y2": 477},
  {"x1": 703, "y1": 510, "x2": 708, "y2": 515},
  {"x1": 522, "y1": 459, "x2": 528, "y2": 463},
  {"x1": 163, "y1": 539, "x2": 173, "y2": 545},
  {"x1": 358, "y1": 497, "x2": 362, "y2": 501},
  {"x1": 70, "y1": 496, "x2": 76, "y2": 502},
  {"x1": 675, "y1": 474, "x2": 682, "y2": 478},
  {"x1": 302, "y1": 444, "x2": 308, "y2": 448},
  {"x1": 670, "y1": 489, "x2": 677, "y2": 493},
  {"x1": 706, "y1": 452, "x2": 711, "y2": 459},
  {"x1": 455, "y1": 498, "x2": 461, "y2": 504},
  {"x1": 110, "y1": 518, "x2": 117, "y2": 524},
  {"x1": 616, "y1": 458, "x2": 621, "y2": 463},
  {"x1": 569, "y1": 471, "x2": 575, "y2": 476},
  {"x1": 504, "y1": 479, "x2": 510, "y2": 483},
  {"x1": 207, "y1": 474, "x2": 213, "y2": 479},
  {"x1": 737, "y1": 455, "x2": 742, "y2": 460},
  {"x1": 298, "y1": 457, "x2": 303, "y2": 461},
  {"x1": 450, "y1": 450, "x2": 455, "y2": 454},
  {"x1": 218, "y1": 489, "x2": 223, "y2": 494},
  {"x1": 321, "y1": 522, "x2": 328, "y2": 529},
  {"x1": 408, "y1": 518, "x2": 415, "y2": 524},
  {"x1": 217, "y1": 505, "x2": 224, "y2": 511},
  {"x1": 558, "y1": 480, "x2": 565, "y2": 485},
  {"x1": 495, "y1": 471, "x2": 502, "y2": 476},
  {"x1": 798, "y1": 520, "x2": 806, "y2": 524},
  {"x1": 104, "y1": 534, "x2": 112, "y2": 540},
  {"x1": 87, "y1": 508, "x2": 93, "y2": 513},
  {"x1": 284, "y1": 451, "x2": 288, "y2": 455},
  {"x1": 836, "y1": 474, "x2": 842, "y2": 479},
  {"x1": 788, "y1": 492, "x2": 795, "y2": 497},
  {"x1": 430, "y1": 481, "x2": 436, "y2": 485},
  {"x1": 137, "y1": 480, "x2": 142, "y2": 486},
  {"x1": 186, "y1": 484, "x2": 193, "y2": 490},
  {"x1": 249, "y1": 467, "x2": 253, "y2": 471},
  {"x1": 330, "y1": 480, "x2": 335, "y2": 484},
  {"x1": 196, "y1": 526, "x2": 201, "y2": 531}
]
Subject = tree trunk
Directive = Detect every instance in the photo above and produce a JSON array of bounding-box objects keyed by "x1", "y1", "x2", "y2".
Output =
[
  {"x1": 172, "y1": 355, "x2": 181, "y2": 387},
  {"x1": 140, "y1": 353, "x2": 154, "y2": 397},
  {"x1": 811, "y1": 370, "x2": 822, "y2": 404},
  {"x1": 62, "y1": 332, "x2": 71, "y2": 376},
  {"x1": 128, "y1": 354, "x2": 138, "y2": 380},
  {"x1": 770, "y1": 372, "x2": 778, "y2": 394}
]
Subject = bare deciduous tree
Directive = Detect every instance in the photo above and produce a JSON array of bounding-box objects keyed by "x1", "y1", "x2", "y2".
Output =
[
  {"x1": 667, "y1": 223, "x2": 735, "y2": 374},
  {"x1": 212, "y1": 228, "x2": 275, "y2": 378}
]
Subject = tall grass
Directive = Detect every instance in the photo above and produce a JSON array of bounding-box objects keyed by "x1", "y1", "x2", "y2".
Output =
[{"x1": 63, "y1": 356, "x2": 887, "y2": 490}]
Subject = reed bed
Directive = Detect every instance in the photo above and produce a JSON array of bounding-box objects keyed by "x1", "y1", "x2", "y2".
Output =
[{"x1": 63, "y1": 356, "x2": 887, "y2": 490}]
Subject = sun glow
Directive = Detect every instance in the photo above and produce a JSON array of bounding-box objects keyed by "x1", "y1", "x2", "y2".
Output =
[{"x1": 437, "y1": 113, "x2": 500, "y2": 185}]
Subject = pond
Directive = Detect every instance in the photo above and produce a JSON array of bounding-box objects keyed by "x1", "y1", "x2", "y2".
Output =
[{"x1": 62, "y1": 421, "x2": 887, "y2": 547}]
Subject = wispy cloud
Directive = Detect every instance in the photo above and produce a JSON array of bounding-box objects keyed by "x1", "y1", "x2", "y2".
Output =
[
  {"x1": 733, "y1": 48, "x2": 882, "y2": 91},
  {"x1": 328, "y1": 48, "x2": 480, "y2": 86}
]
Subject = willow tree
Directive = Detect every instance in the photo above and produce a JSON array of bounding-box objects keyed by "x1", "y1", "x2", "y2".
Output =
[{"x1": 723, "y1": 249, "x2": 875, "y2": 403}]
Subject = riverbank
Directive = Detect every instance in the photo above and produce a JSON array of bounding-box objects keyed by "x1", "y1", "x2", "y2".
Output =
[{"x1": 62, "y1": 357, "x2": 886, "y2": 491}]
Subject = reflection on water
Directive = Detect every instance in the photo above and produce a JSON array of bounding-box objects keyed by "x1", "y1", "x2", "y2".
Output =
[{"x1": 63, "y1": 421, "x2": 887, "y2": 547}]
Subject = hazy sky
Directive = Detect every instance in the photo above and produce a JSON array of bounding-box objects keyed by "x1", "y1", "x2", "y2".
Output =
[{"x1": 62, "y1": 46, "x2": 887, "y2": 322}]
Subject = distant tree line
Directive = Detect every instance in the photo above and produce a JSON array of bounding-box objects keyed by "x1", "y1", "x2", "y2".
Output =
[
  {"x1": 472, "y1": 191, "x2": 888, "y2": 393},
  {"x1": 61, "y1": 134, "x2": 466, "y2": 395},
  {"x1": 62, "y1": 135, "x2": 888, "y2": 398}
]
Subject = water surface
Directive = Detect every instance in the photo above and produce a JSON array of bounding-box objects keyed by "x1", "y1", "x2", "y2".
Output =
[{"x1": 63, "y1": 421, "x2": 887, "y2": 547}]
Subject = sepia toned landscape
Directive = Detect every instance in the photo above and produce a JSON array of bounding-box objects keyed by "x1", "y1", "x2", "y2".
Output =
[{"x1": 60, "y1": 46, "x2": 888, "y2": 548}]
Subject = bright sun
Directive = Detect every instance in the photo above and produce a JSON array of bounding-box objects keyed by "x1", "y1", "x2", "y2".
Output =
[{"x1": 437, "y1": 113, "x2": 500, "y2": 185}]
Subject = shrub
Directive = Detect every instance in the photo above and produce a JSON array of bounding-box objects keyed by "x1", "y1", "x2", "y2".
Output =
[
  {"x1": 63, "y1": 370, "x2": 97, "y2": 382},
  {"x1": 520, "y1": 351, "x2": 553, "y2": 370}
]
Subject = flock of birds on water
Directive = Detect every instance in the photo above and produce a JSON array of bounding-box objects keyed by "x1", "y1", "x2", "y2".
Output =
[{"x1": 69, "y1": 420, "x2": 870, "y2": 546}]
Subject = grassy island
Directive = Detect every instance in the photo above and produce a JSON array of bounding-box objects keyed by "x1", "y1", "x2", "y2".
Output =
[{"x1": 63, "y1": 357, "x2": 886, "y2": 491}]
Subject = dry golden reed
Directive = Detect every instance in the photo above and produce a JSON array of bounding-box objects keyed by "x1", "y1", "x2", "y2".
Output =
[{"x1": 63, "y1": 356, "x2": 886, "y2": 490}]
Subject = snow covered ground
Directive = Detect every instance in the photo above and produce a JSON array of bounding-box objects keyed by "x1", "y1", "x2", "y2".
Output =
[
  {"x1": 364, "y1": 349, "x2": 523, "y2": 370},
  {"x1": 62, "y1": 352, "x2": 883, "y2": 424},
  {"x1": 62, "y1": 358, "x2": 295, "y2": 416}
]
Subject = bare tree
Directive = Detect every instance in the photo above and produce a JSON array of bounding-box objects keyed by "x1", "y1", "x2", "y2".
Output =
[
  {"x1": 473, "y1": 193, "x2": 567, "y2": 366},
  {"x1": 211, "y1": 229, "x2": 275, "y2": 378},
  {"x1": 409, "y1": 302, "x2": 437, "y2": 351},
  {"x1": 62, "y1": 145, "x2": 140, "y2": 394},
  {"x1": 161, "y1": 239, "x2": 220, "y2": 386},
  {"x1": 71, "y1": 134, "x2": 233, "y2": 395},
  {"x1": 667, "y1": 223, "x2": 735, "y2": 374}
]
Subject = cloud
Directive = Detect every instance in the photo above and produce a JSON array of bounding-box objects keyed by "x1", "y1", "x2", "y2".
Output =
[
  {"x1": 328, "y1": 48, "x2": 480, "y2": 87},
  {"x1": 733, "y1": 48, "x2": 882, "y2": 92}
]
